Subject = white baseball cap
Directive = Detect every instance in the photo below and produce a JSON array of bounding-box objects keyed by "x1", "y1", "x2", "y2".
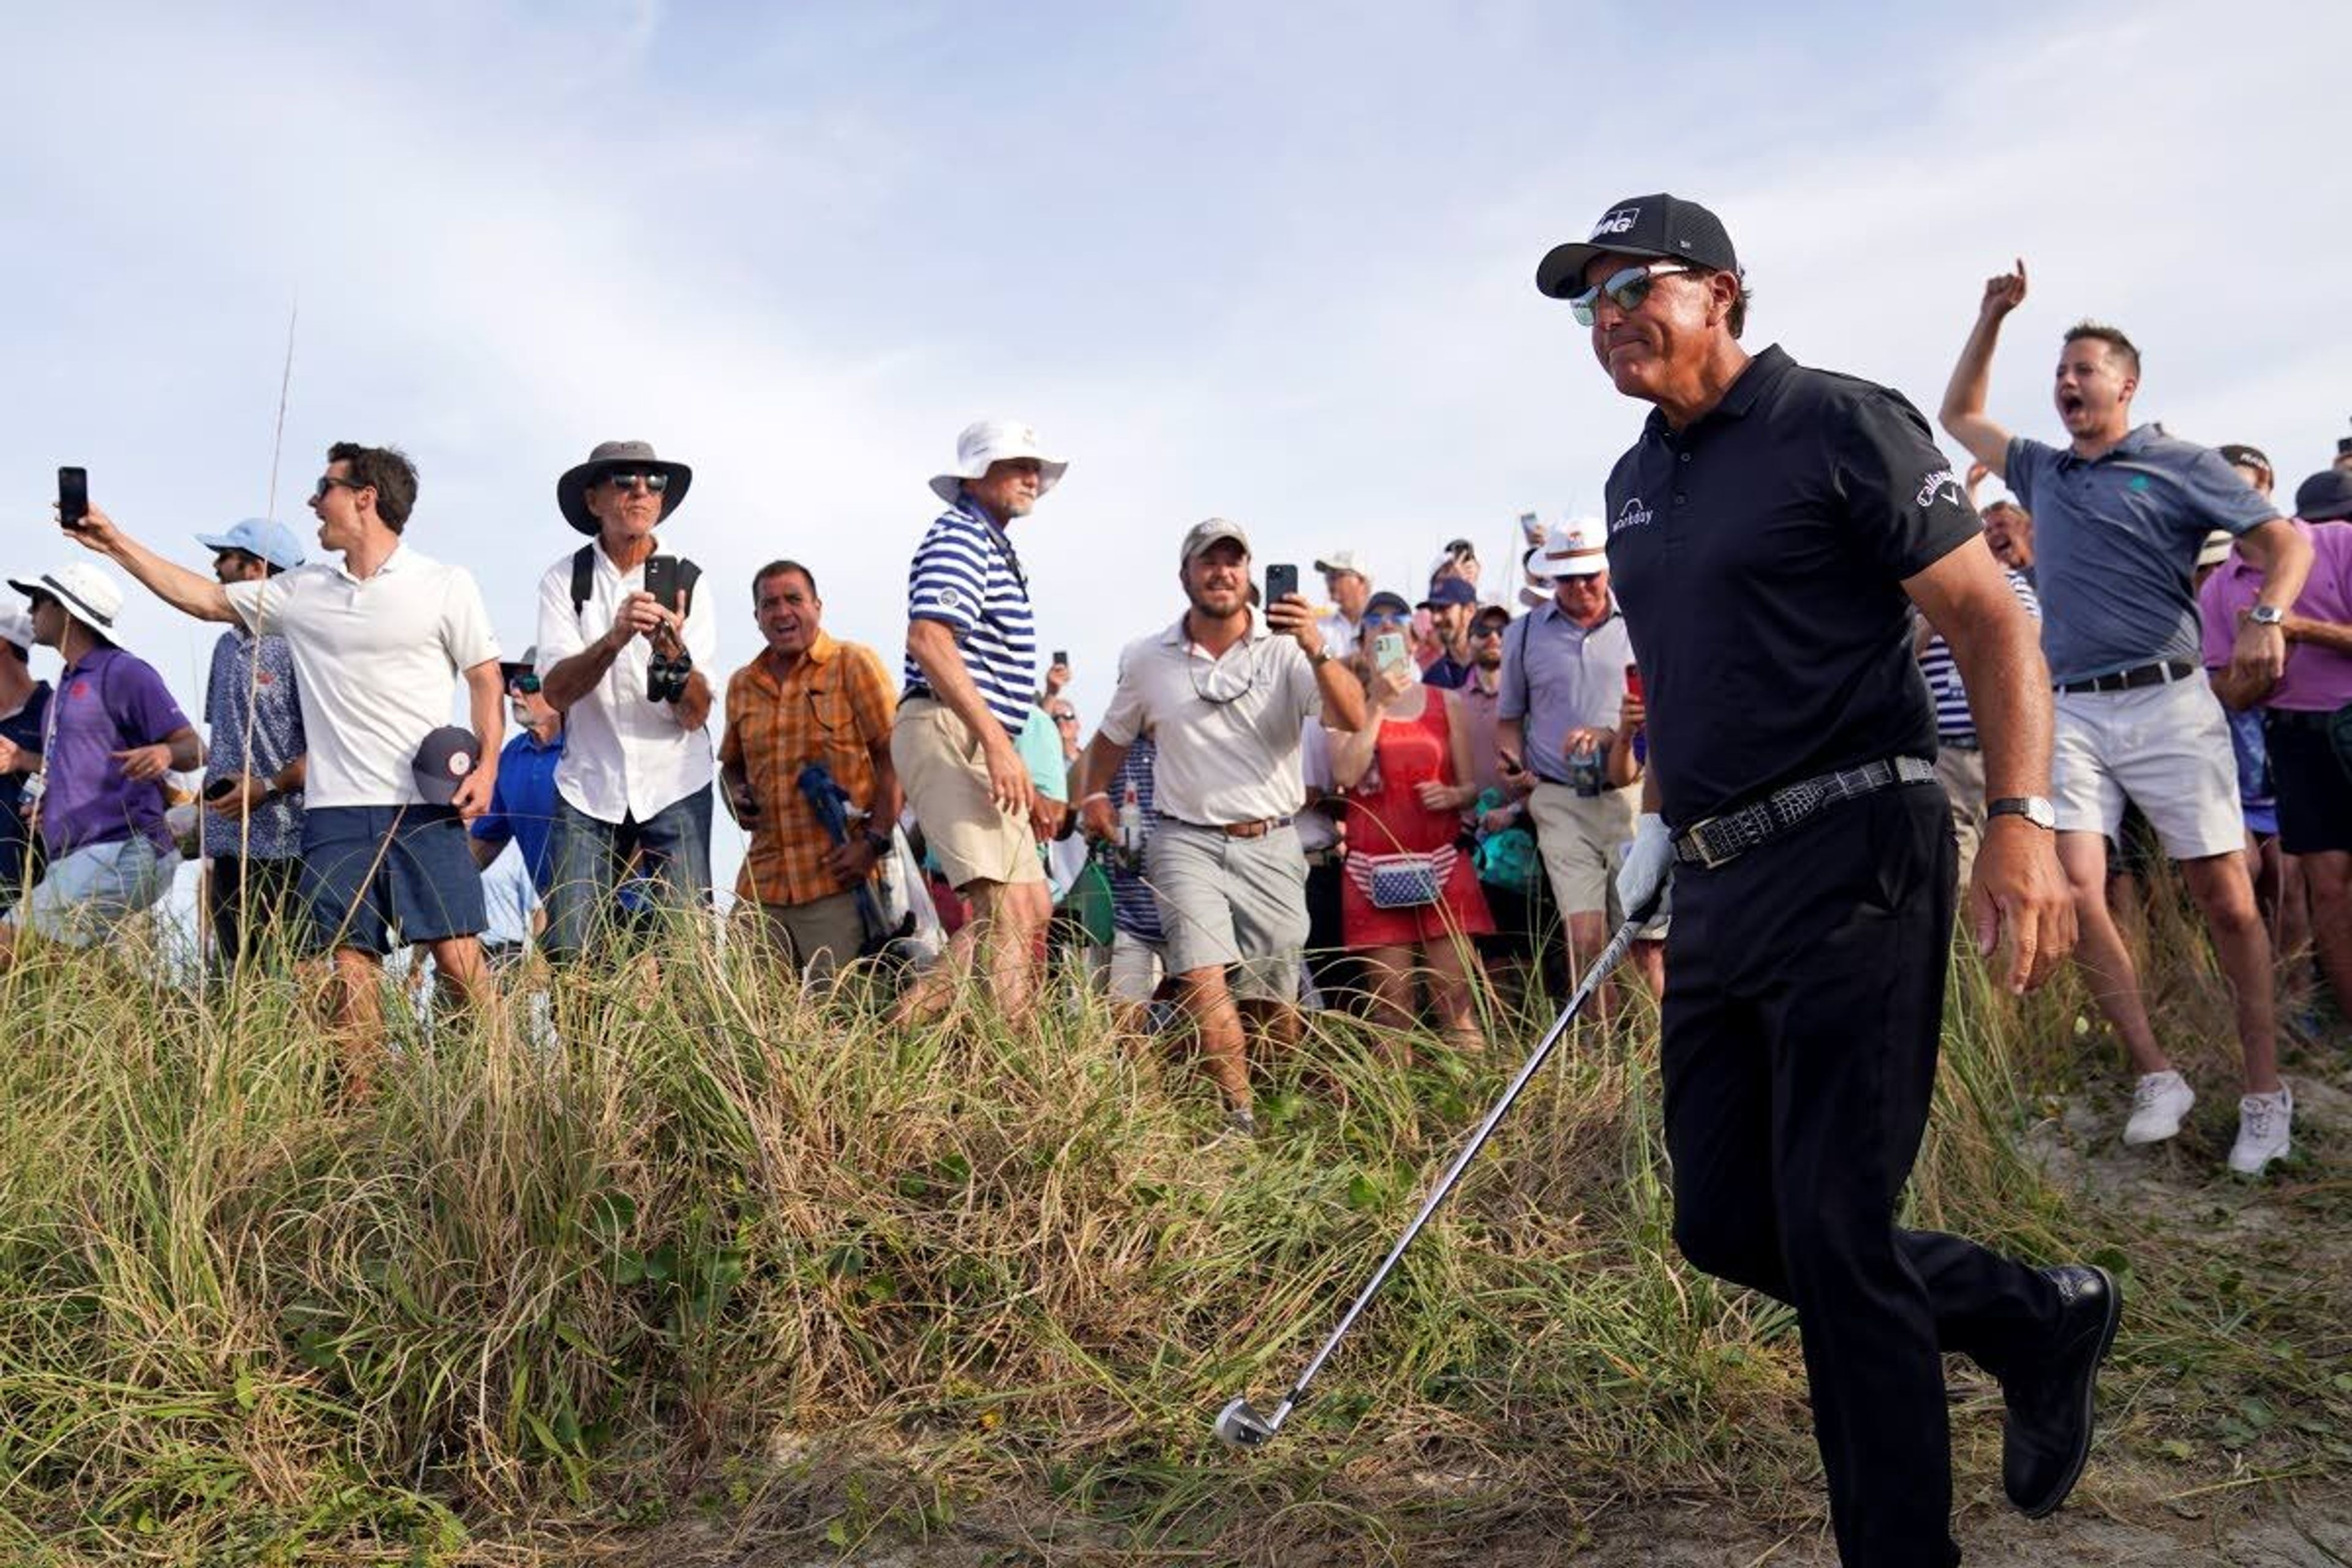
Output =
[
  {"x1": 1526, "y1": 519, "x2": 1608, "y2": 579},
  {"x1": 9, "y1": 560, "x2": 126, "y2": 632},
  {"x1": 0, "y1": 603, "x2": 31, "y2": 652},
  {"x1": 930, "y1": 419, "x2": 1068, "y2": 505},
  {"x1": 1313, "y1": 550, "x2": 1370, "y2": 578}
]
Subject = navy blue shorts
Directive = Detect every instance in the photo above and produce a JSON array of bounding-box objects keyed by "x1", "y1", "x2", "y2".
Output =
[{"x1": 300, "y1": 804, "x2": 488, "y2": 956}]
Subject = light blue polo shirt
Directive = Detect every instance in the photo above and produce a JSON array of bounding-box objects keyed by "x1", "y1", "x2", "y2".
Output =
[
  {"x1": 2005, "y1": 426, "x2": 2274, "y2": 684},
  {"x1": 1495, "y1": 598, "x2": 1636, "y2": 785}
]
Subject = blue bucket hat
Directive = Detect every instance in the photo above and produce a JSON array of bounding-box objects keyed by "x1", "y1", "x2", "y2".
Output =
[{"x1": 195, "y1": 518, "x2": 306, "y2": 572}]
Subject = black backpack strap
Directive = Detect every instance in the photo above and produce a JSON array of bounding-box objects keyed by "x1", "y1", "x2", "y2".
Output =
[
  {"x1": 674, "y1": 558, "x2": 701, "y2": 617},
  {"x1": 570, "y1": 545, "x2": 596, "y2": 620}
]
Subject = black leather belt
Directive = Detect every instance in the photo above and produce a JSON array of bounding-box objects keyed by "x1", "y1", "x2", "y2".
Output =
[
  {"x1": 1673, "y1": 756, "x2": 1937, "y2": 870},
  {"x1": 1165, "y1": 815, "x2": 1295, "y2": 840},
  {"x1": 2055, "y1": 658, "x2": 2198, "y2": 695}
]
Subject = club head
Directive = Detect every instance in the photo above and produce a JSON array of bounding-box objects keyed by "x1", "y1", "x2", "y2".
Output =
[{"x1": 1213, "y1": 1396, "x2": 1280, "y2": 1450}]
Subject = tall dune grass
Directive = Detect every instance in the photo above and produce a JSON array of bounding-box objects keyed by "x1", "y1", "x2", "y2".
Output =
[{"x1": 0, "y1": 878, "x2": 2342, "y2": 1565}]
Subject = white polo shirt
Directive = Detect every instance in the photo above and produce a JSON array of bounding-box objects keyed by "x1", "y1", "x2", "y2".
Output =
[
  {"x1": 225, "y1": 543, "x2": 500, "y2": 809},
  {"x1": 534, "y1": 538, "x2": 717, "y2": 825},
  {"x1": 1097, "y1": 612, "x2": 1322, "y2": 826}
]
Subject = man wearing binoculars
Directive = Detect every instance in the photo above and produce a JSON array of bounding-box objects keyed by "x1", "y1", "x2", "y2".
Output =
[{"x1": 537, "y1": 440, "x2": 718, "y2": 962}]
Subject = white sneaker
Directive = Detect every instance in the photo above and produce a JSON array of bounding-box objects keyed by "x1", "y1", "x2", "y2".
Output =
[
  {"x1": 2123, "y1": 1071, "x2": 2195, "y2": 1145},
  {"x1": 2227, "y1": 1087, "x2": 2293, "y2": 1177}
]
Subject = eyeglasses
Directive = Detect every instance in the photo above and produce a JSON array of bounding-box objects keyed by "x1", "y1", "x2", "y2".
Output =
[
  {"x1": 598, "y1": 470, "x2": 669, "y2": 494},
  {"x1": 1568, "y1": 262, "x2": 1693, "y2": 326},
  {"x1": 311, "y1": 475, "x2": 364, "y2": 501}
]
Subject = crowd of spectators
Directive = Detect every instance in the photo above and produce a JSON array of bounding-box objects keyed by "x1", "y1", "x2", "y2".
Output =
[{"x1": 2, "y1": 386, "x2": 2346, "y2": 1166}]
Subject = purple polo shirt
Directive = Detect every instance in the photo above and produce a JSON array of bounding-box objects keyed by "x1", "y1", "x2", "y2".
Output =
[
  {"x1": 40, "y1": 645, "x2": 190, "y2": 856},
  {"x1": 2198, "y1": 519, "x2": 2352, "y2": 712}
]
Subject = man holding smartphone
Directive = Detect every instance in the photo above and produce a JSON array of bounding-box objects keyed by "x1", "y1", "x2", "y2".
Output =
[
  {"x1": 1544, "y1": 193, "x2": 2096, "y2": 1564},
  {"x1": 537, "y1": 440, "x2": 717, "y2": 963},
  {"x1": 68, "y1": 445, "x2": 503, "y2": 1093},
  {"x1": 1496, "y1": 519, "x2": 1640, "y2": 1001},
  {"x1": 1072, "y1": 521, "x2": 1366, "y2": 1132}
]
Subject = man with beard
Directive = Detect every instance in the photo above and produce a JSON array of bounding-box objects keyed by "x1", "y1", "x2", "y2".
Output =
[
  {"x1": 721, "y1": 559, "x2": 900, "y2": 981},
  {"x1": 1940, "y1": 261, "x2": 2313, "y2": 1174},
  {"x1": 1074, "y1": 520, "x2": 1365, "y2": 1131},
  {"x1": 1543, "y1": 192, "x2": 2100, "y2": 1565}
]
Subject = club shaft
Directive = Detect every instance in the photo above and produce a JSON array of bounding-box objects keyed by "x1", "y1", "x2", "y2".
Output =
[{"x1": 1271, "y1": 918, "x2": 1641, "y2": 1414}]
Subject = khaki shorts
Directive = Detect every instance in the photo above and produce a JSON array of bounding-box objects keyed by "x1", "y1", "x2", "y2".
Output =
[
  {"x1": 1528, "y1": 780, "x2": 1638, "y2": 921},
  {"x1": 892, "y1": 698, "x2": 1045, "y2": 891},
  {"x1": 758, "y1": 889, "x2": 867, "y2": 982},
  {"x1": 1147, "y1": 820, "x2": 1309, "y2": 1002},
  {"x1": 1933, "y1": 744, "x2": 1988, "y2": 890},
  {"x1": 2051, "y1": 677, "x2": 2241, "y2": 860}
]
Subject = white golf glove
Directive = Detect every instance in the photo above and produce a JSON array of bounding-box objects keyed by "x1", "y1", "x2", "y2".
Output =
[{"x1": 1616, "y1": 812, "x2": 1675, "y2": 924}]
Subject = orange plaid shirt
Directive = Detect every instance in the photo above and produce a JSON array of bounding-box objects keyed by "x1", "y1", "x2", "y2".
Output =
[{"x1": 719, "y1": 632, "x2": 897, "y2": 908}]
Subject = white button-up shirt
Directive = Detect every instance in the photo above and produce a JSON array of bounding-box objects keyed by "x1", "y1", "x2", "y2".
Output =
[
  {"x1": 535, "y1": 540, "x2": 717, "y2": 825},
  {"x1": 225, "y1": 543, "x2": 499, "y2": 809},
  {"x1": 1097, "y1": 611, "x2": 1322, "y2": 826}
]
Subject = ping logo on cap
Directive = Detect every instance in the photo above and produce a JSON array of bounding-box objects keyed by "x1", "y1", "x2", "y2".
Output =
[
  {"x1": 1591, "y1": 206, "x2": 1640, "y2": 238},
  {"x1": 446, "y1": 753, "x2": 473, "y2": 778}
]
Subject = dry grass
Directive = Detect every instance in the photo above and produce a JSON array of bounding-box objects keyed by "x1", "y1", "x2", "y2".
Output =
[{"x1": 0, "y1": 869, "x2": 2344, "y2": 1566}]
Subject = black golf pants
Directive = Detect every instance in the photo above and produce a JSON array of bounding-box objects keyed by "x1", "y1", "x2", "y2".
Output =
[{"x1": 1661, "y1": 784, "x2": 2061, "y2": 1568}]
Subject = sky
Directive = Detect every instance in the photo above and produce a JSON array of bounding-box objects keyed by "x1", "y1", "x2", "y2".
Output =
[{"x1": 6, "y1": 0, "x2": 2347, "y2": 894}]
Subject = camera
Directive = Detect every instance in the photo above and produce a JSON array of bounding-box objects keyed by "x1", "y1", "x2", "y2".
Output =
[
  {"x1": 1568, "y1": 739, "x2": 1605, "y2": 798},
  {"x1": 647, "y1": 649, "x2": 693, "y2": 704}
]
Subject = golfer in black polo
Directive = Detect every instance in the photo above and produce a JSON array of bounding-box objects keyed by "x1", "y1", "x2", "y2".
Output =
[{"x1": 1537, "y1": 195, "x2": 2115, "y2": 1567}]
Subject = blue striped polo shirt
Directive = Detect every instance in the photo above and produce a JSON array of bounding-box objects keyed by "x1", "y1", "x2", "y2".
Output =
[
  {"x1": 1919, "y1": 568, "x2": 2042, "y2": 741},
  {"x1": 1106, "y1": 737, "x2": 1164, "y2": 943},
  {"x1": 902, "y1": 496, "x2": 1036, "y2": 737}
]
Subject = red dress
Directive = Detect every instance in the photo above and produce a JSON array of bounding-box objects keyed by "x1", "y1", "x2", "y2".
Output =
[{"x1": 1340, "y1": 687, "x2": 1496, "y2": 948}]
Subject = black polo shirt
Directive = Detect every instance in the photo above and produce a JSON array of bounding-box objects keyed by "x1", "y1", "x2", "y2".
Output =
[{"x1": 1604, "y1": 344, "x2": 1980, "y2": 827}]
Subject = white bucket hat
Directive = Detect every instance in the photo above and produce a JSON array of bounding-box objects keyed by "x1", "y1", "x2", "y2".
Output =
[
  {"x1": 929, "y1": 420, "x2": 1068, "y2": 505},
  {"x1": 1526, "y1": 519, "x2": 1608, "y2": 580},
  {"x1": 9, "y1": 560, "x2": 126, "y2": 633},
  {"x1": 0, "y1": 603, "x2": 31, "y2": 652}
]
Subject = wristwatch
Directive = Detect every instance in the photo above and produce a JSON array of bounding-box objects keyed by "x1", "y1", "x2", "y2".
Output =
[
  {"x1": 1986, "y1": 796, "x2": 2057, "y2": 830},
  {"x1": 863, "y1": 827, "x2": 894, "y2": 856},
  {"x1": 2248, "y1": 604, "x2": 2285, "y2": 627}
]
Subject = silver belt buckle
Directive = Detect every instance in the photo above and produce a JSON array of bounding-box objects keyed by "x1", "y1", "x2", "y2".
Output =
[{"x1": 1678, "y1": 816, "x2": 1739, "y2": 870}]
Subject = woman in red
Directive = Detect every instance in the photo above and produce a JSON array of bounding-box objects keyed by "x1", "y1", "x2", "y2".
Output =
[{"x1": 1327, "y1": 592, "x2": 1494, "y2": 1057}]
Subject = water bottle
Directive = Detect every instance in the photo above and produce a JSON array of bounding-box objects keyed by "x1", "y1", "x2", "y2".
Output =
[{"x1": 1117, "y1": 782, "x2": 1144, "y2": 868}]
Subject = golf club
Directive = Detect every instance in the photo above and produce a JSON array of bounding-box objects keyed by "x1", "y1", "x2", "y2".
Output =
[{"x1": 1212, "y1": 911, "x2": 1648, "y2": 1450}]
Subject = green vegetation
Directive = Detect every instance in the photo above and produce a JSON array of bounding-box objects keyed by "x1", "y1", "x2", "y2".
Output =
[{"x1": 0, "y1": 887, "x2": 2343, "y2": 1565}]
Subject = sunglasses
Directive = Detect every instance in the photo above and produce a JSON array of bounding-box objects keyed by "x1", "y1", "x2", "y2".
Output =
[
  {"x1": 1569, "y1": 262, "x2": 1692, "y2": 327},
  {"x1": 1471, "y1": 623, "x2": 1507, "y2": 638},
  {"x1": 311, "y1": 474, "x2": 365, "y2": 501},
  {"x1": 1362, "y1": 611, "x2": 1411, "y2": 627},
  {"x1": 598, "y1": 470, "x2": 669, "y2": 493},
  {"x1": 506, "y1": 673, "x2": 542, "y2": 695},
  {"x1": 1050, "y1": 710, "x2": 1077, "y2": 725}
]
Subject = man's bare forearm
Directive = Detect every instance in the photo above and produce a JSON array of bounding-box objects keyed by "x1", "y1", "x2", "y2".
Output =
[
  {"x1": 104, "y1": 532, "x2": 236, "y2": 624},
  {"x1": 2286, "y1": 615, "x2": 2352, "y2": 656},
  {"x1": 1939, "y1": 312, "x2": 2014, "y2": 475},
  {"x1": 1947, "y1": 607, "x2": 2052, "y2": 802},
  {"x1": 541, "y1": 635, "x2": 622, "y2": 713},
  {"x1": 906, "y1": 620, "x2": 1011, "y2": 755}
]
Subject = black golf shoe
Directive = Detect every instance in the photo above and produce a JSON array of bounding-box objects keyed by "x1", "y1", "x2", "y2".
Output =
[{"x1": 2002, "y1": 1264, "x2": 2121, "y2": 1518}]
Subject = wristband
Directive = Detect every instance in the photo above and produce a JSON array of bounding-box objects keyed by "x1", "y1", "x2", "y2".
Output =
[{"x1": 1077, "y1": 791, "x2": 1111, "y2": 807}]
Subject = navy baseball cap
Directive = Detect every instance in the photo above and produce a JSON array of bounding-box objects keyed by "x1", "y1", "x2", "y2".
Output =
[
  {"x1": 1536, "y1": 194, "x2": 1741, "y2": 300},
  {"x1": 2294, "y1": 468, "x2": 2352, "y2": 522},
  {"x1": 412, "y1": 726, "x2": 481, "y2": 807},
  {"x1": 1419, "y1": 576, "x2": 1479, "y2": 610},
  {"x1": 195, "y1": 518, "x2": 306, "y2": 571}
]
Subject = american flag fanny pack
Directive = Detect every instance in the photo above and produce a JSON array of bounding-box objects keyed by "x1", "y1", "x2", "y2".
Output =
[{"x1": 1346, "y1": 845, "x2": 1457, "y2": 909}]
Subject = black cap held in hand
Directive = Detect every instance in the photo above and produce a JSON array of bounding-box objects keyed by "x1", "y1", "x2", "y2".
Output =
[{"x1": 1537, "y1": 194, "x2": 1741, "y2": 300}]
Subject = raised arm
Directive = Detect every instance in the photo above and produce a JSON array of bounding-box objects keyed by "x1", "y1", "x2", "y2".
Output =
[
  {"x1": 71, "y1": 505, "x2": 235, "y2": 623},
  {"x1": 1939, "y1": 259, "x2": 2027, "y2": 478}
]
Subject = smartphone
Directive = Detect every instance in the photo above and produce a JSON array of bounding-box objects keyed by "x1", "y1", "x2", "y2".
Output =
[
  {"x1": 203, "y1": 775, "x2": 238, "y2": 802},
  {"x1": 58, "y1": 467, "x2": 88, "y2": 531},
  {"x1": 1373, "y1": 631, "x2": 1409, "y2": 671},
  {"x1": 1517, "y1": 510, "x2": 1542, "y2": 545},
  {"x1": 641, "y1": 554, "x2": 678, "y2": 612},
  {"x1": 1265, "y1": 563, "x2": 1299, "y2": 606},
  {"x1": 1498, "y1": 747, "x2": 1526, "y2": 777},
  {"x1": 1052, "y1": 649, "x2": 1069, "y2": 668},
  {"x1": 1625, "y1": 663, "x2": 1644, "y2": 701}
]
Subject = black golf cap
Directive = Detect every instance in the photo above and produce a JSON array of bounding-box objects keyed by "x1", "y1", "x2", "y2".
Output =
[
  {"x1": 2216, "y1": 443, "x2": 2273, "y2": 478},
  {"x1": 1536, "y1": 193, "x2": 1740, "y2": 300},
  {"x1": 2294, "y1": 467, "x2": 2352, "y2": 523}
]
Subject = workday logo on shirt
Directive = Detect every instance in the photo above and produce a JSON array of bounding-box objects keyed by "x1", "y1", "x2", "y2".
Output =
[{"x1": 1611, "y1": 496, "x2": 1656, "y2": 534}]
